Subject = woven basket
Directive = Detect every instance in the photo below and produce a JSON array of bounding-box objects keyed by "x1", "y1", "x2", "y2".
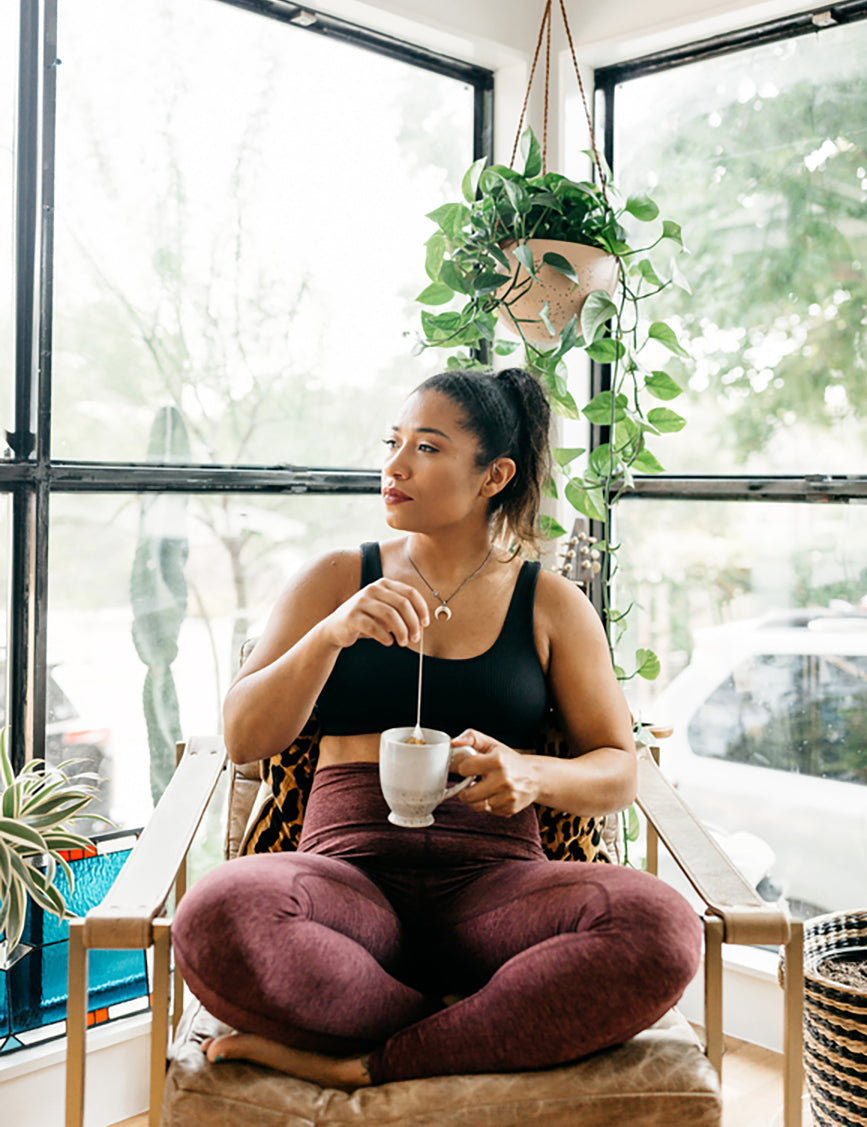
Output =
[{"x1": 802, "y1": 911, "x2": 867, "y2": 1126}]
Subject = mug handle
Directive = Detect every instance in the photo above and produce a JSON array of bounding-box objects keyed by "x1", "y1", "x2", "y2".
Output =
[{"x1": 442, "y1": 749, "x2": 476, "y2": 800}]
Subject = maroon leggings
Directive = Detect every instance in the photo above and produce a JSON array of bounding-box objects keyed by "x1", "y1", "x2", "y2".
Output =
[{"x1": 172, "y1": 764, "x2": 701, "y2": 1084}]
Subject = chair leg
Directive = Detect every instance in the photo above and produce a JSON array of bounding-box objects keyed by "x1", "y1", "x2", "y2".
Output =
[
  {"x1": 782, "y1": 918, "x2": 804, "y2": 1127},
  {"x1": 65, "y1": 920, "x2": 89, "y2": 1127},
  {"x1": 704, "y1": 914, "x2": 725, "y2": 1077},
  {"x1": 150, "y1": 919, "x2": 172, "y2": 1127}
]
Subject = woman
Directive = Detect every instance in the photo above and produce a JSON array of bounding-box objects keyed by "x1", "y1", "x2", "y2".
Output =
[{"x1": 172, "y1": 367, "x2": 701, "y2": 1090}]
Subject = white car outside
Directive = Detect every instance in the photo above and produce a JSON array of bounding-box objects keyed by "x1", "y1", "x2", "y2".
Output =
[{"x1": 650, "y1": 608, "x2": 867, "y2": 918}]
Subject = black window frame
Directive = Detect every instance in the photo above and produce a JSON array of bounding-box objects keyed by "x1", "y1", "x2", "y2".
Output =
[
  {"x1": 3, "y1": 0, "x2": 493, "y2": 770},
  {"x1": 585, "y1": 1, "x2": 867, "y2": 619}
]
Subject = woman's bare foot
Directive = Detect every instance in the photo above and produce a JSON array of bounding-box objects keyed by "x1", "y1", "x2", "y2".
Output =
[{"x1": 201, "y1": 1032, "x2": 372, "y2": 1091}]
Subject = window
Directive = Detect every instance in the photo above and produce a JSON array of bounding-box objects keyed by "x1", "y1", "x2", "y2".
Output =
[
  {"x1": 689, "y1": 652, "x2": 867, "y2": 782},
  {"x1": 596, "y1": 8, "x2": 867, "y2": 918},
  {"x1": 3, "y1": 0, "x2": 491, "y2": 847}
]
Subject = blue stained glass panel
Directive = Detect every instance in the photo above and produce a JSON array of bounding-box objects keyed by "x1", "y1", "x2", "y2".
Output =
[
  {"x1": 20, "y1": 849, "x2": 132, "y2": 946},
  {"x1": 8, "y1": 942, "x2": 148, "y2": 1031},
  {"x1": 0, "y1": 835, "x2": 150, "y2": 1053}
]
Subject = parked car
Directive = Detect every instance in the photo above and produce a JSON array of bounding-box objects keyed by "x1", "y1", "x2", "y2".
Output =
[
  {"x1": 0, "y1": 656, "x2": 112, "y2": 834},
  {"x1": 651, "y1": 607, "x2": 867, "y2": 919}
]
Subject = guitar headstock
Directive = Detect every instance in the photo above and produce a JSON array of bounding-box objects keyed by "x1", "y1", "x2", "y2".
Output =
[{"x1": 557, "y1": 517, "x2": 602, "y2": 587}]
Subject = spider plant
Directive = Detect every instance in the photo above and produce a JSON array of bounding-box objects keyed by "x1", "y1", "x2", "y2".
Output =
[{"x1": 0, "y1": 727, "x2": 105, "y2": 956}]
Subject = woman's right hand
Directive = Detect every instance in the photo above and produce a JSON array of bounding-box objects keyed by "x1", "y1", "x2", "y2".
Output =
[{"x1": 321, "y1": 578, "x2": 430, "y2": 650}]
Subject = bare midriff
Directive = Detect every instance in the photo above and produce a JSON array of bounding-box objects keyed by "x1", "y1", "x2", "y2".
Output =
[{"x1": 318, "y1": 733, "x2": 383, "y2": 768}]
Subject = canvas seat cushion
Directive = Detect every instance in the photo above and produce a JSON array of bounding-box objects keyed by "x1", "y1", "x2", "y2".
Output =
[{"x1": 162, "y1": 1002, "x2": 722, "y2": 1127}]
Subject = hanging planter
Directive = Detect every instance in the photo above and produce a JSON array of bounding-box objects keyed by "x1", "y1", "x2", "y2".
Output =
[
  {"x1": 496, "y1": 238, "x2": 619, "y2": 342},
  {"x1": 414, "y1": 0, "x2": 691, "y2": 687}
]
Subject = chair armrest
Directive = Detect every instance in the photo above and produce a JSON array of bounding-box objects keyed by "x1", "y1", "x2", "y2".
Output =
[
  {"x1": 82, "y1": 735, "x2": 227, "y2": 950},
  {"x1": 636, "y1": 748, "x2": 790, "y2": 946}
]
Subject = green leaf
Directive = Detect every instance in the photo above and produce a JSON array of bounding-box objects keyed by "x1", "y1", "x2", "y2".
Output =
[
  {"x1": 415, "y1": 281, "x2": 455, "y2": 306},
  {"x1": 626, "y1": 804, "x2": 641, "y2": 841},
  {"x1": 644, "y1": 371, "x2": 683, "y2": 401},
  {"x1": 648, "y1": 321, "x2": 688, "y2": 358},
  {"x1": 0, "y1": 728, "x2": 13, "y2": 788},
  {"x1": 552, "y1": 446, "x2": 585, "y2": 469},
  {"x1": 0, "y1": 818, "x2": 48, "y2": 853},
  {"x1": 542, "y1": 474, "x2": 558, "y2": 499},
  {"x1": 625, "y1": 194, "x2": 659, "y2": 222},
  {"x1": 3, "y1": 877, "x2": 26, "y2": 950},
  {"x1": 438, "y1": 259, "x2": 468, "y2": 296},
  {"x1": 670, "y1": 257, "x2": 691, "y2": 294},
  {"x1": 539, "y1": 514, "x2": 567, "y2": 539},
  {"x1": 493, "y1": 340, "x2": 521, "y2": 356},
  {"x1": 588, "y1": 444, "x2": 615, "y2": 480},
  {"x1": 520, "y1": 127, "x2": 542, "y2": 178},
  {"x1": 471, "y1": 271, "x2": 511, "y2": 296},
  {"x1": 580, "y1": 290, "x2": 618, "y2": 344},
  {"x1": 503, "y1": 177, "x2": 529, "y2": 216},
  {"x1": 565, "y1": 479, "x2": 606, "y2": 522},
  {"x1": 583, "y1": 390, "x2": 626, "y2": 425},
  {"x1": 661, "y1": 219, "x2": 685, "y2": 248},
  {"x1": 461, "y1": 156, "x2": 487, "y2": 204},
  {"x1": 555, "y1": 315, "x2": 580, "y2": 358},
  {"x1": 632, "y1": 448, "x2": 666, "y2": 474},
  {"x1": 547, "y1": 388, "x2": 581, "y2": 420},
  {"x1": 426, "y1": 201, "x2": 469, "y2": 240},
  {"x1": 512, "y1": 243, "x2": 537, "y2": 278},
  {"x1": 585, "y1": 338, "x2": 626, "y2": 364},
  {"x1": 538, "y1": 301, "x2": 556, "y2": 337},
  {"x1": 647, "y1": 407, "x2": 686, "y2": 433},
  {"x1": 634, "y1": 258, "x2": 663, "y2": 287},
  {"x1": 635, "y1": 648, "x2": 661, "y2": 680},
  {"x1": 541, "y1": 252, "x2": 580, "y2": 285},
  {"x1": 424, "y1": 232, "x2": 445, "y2": 282}
]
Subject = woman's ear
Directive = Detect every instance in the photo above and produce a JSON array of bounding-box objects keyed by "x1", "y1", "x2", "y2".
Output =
[{"x1": 480, "y1": 458, "x2": 517, "y2": 498}]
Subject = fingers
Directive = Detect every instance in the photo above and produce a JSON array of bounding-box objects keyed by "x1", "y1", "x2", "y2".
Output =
[
  {"x1": 350, "y1": 579, "x2": 430, "y2": 647},
  {"x1": 451, "y1": 728, "x2": 500, "y2": 755}
]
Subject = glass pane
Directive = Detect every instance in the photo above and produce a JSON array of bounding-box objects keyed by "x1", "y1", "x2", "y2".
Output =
[
  {"x1": 51, "y1": 0, "x2": 475, "y2": 465},
  {"x1": 0, "y1": 495, "x2": 9, "y2": 720},
  {"x1": 47, "y1": 491, "x2": 389, "y2": 851},
  {"x1": 615, "y1": 498, "x2": 867, "y2": 918},
  {"x1": 0, "y1": 4, "x2": 15, "y2": 437},
  {"x1": 610, "y1": 20, "x2": 867, "y2": 474}
]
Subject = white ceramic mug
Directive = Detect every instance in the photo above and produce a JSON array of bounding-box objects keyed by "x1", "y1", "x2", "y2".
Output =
[{"x1": 379, "y1": 726, "x2": 474, "y2": 828}]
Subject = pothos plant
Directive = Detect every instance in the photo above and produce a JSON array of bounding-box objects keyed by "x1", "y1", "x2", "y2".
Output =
[
  {"x1": 0, "y1": 727, "x2": 104, "y2": 957},
  {"x1": 415, "y1": 126, "x2": 690, "y2": 686}
]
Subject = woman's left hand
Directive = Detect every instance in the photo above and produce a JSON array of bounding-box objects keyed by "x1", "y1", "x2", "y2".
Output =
[{"x1": 451, "y1": 729, "x2": 540, "y2": 817}]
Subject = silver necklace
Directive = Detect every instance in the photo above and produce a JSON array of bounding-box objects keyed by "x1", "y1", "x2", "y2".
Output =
[{"x1": 405, "y1": 543, "x2": 494, "y2": 622}]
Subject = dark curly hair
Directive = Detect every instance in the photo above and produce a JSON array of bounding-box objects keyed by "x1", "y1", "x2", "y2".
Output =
[{"x1": 414, "y1": 368, "x2": 552, "y2": 555}]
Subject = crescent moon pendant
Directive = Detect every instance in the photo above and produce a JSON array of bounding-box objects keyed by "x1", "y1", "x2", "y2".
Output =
[{"x1": 434, "y1": 605, "x2": 452, "y2": 623}]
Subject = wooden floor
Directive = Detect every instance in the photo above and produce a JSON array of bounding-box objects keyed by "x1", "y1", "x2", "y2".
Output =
[{"x1": 109, "y1": 1035, "x2": 811, "y2": 1127}]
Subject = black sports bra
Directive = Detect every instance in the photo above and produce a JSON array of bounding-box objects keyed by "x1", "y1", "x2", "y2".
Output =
[{"x1": 316, "y1": 543, "x2": 548, "y2": 748}]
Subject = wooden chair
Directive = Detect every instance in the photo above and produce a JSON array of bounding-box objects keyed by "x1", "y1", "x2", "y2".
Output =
[{"x1": 64, "y1": 726, "x2": 804, "y2": 1127}]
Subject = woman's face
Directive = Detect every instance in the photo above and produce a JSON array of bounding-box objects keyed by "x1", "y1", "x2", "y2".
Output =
[{"x1": 381, "y1": 389, "x2": 493, "y2": 534}]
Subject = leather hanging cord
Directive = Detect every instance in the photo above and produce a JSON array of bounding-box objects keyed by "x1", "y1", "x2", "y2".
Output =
[
  {"x1": 509, "y1": 0, "x2": 613, "y2": 214},
  {"x1": 557, "y1": 0, "x2": 612, "y2": 212}
]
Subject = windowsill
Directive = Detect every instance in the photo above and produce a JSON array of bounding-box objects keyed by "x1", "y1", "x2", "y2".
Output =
[
  {"x1": 1, "y1": 1012, "x2": 152, "y2": 1127},
  {"x1": 0, "y1": 1010, "x2": 151, "y2": 1080}
]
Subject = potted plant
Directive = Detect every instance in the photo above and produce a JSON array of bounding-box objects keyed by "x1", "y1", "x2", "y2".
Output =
[
  {"x1": 0, "y1": 727, "x2": 103, "y2": 966},
  {"x1": 415, "y1": 125, "x2": 690, "y2": 682}
]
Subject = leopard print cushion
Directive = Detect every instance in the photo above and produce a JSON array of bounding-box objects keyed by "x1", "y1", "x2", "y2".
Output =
[{"x1": 242, "y1": 714, "x2": 609, "y2": 864}]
